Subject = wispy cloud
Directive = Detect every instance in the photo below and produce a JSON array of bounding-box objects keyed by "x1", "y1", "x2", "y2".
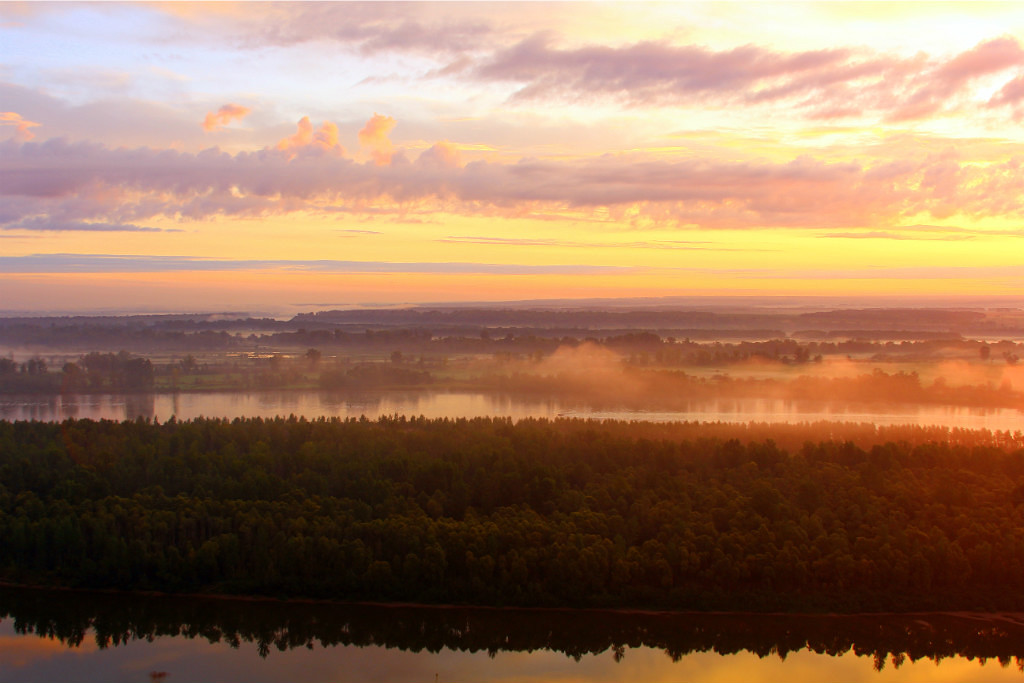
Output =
[
  {"x1": 469, "y1": 34, "x2": 1024, "y2": 122},
  {"x1": 709, "y1": 264, "x2": 1024, "y2": 281},
  {"x1": 438, "y1": 235, "x2": 739, "y2": 250},
  {"x1": 819, "y1": 231, "x2": 975, "y2": 242},
  {"x1": 0, "y1": 111, "x2": 40, "y2": 140},
  {"x1": 819, "y1": 224, "x2": 1024, "y2": 240},
  {"x1": 0, "y1": 254, "x2": 637, "y2": 275}
]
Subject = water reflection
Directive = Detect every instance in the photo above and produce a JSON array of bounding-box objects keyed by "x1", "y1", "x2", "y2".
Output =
[
  {"x1": 2, "y1": 587, "x2": 1024, "y2": 682},
  {"x1": 0, "y1": 390, "x2": 1022, "y2": 431}
]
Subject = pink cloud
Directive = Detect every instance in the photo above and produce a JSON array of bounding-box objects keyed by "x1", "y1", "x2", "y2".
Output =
[
  {"x1": 358, "y1": 113, "x2": 396, "y2": 165},
  {"x1": 0, "y1": 112, "x2": 40, "y2": 141},
  {"x1": 202, "y1": 103, "x2": 251, "y2": 131},
  {"x1": 989, "y1": 75, "x2": 1024, "y2": 113},
  {"x1": 937, "y1": 37, "x2": 1024, "y2": 84}
]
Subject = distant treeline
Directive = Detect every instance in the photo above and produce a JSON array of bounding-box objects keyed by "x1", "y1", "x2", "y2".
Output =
[
  {"x1": 5, "y1": 309, "x2": 1024, "y2": 355},
  {"x1": 294, "y1": 306, "x2": 998, "y2": 333},
  {"x1": 3, "y1": 417, "x2": 1024, "y2": 612},
  {"x1": 0, "y1": 351, "x2": 153, "y2": 393}
]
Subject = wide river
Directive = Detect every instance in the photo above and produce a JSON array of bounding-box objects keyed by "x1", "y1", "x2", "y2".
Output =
[{"x1": 2, "y1": 389, "x2": 1024, "y2": 432}]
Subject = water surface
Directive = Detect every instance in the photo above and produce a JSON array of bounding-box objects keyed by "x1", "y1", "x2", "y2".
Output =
[
  {"x1": 1, "y1": 390, "x2": 1022, "y2": 431},
  {"x1": 2, "y1": 587, "x2": 1024, "y2": 682}
]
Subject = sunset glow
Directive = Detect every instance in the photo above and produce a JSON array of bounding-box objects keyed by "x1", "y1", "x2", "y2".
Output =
[{"x1": 3, "y1": 2, "x2": 1024, "y2": 313}]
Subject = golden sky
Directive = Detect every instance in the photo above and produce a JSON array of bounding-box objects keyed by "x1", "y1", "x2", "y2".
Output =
[{"x1": 2, "y1": 2, "x2": 1024, "y2": 313}]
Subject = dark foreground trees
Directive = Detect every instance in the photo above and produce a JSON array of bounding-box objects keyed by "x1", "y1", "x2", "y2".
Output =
[{"x1": 2, "y1": 416, "x2": 1024, "y2": 612}]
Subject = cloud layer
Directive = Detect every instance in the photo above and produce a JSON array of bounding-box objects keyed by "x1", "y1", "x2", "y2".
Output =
[{"x1": 4, "y1": 120, "x2": 1024, "y2": 232}]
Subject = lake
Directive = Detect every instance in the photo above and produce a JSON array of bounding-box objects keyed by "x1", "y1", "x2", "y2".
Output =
[
  {"x1": 2, "y1": 389, "x2": 1023, "y2": 432},
  {"x1": 3, "y1": 586, "x2": 1024, "y2": 682}
]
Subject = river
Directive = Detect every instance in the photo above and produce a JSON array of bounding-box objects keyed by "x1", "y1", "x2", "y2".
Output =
[
  {"x1": 2, "y1": 587, "x2": 1024, "y2": 682},
  {"x1": 2, "y1": 389, "x2": 1023, "y2": 431}
]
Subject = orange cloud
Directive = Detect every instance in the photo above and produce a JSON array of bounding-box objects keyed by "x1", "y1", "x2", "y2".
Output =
[
  {"x1": 358, "y1": 112, "x2": 396, "y2": 165},
  {"x1": 276, "y1": 116, "x2": 345, "y2": 158},
  {"x1": 0, "y1": 111, "x2": 40, "y2": 140},
  {"x1": 202, "y1": 103, "x2": 251, "y2": 131}
]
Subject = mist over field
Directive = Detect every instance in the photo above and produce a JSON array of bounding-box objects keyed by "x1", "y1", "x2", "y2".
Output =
[{"x1": 2, "y1": 302, "x2": 1023, "y2": 422}]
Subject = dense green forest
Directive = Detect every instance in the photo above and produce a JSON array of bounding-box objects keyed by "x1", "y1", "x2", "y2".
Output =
[{"x1": 3, "y1": 417, "x2": 1024, "y2": 611}]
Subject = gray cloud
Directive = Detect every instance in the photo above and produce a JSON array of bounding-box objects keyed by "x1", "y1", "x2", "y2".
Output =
[
  {"x1": 468, "y1": 34, "x2": 1024, "y2": 121},
  {"x1": 231, "y1": 2, "x2": 494, "y2": 56},
  {"x1": 3, "y1": 218, "x2": 176, "y2": 232}
]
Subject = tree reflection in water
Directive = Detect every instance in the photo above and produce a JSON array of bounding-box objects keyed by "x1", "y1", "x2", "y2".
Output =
[{"x1": 3, "y1": 587, "x2": 1024, "y2": 672}]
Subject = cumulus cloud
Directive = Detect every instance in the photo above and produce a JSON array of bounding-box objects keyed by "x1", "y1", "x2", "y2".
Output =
[
  {"x1": 202, "y1": 103, "x2": 251, "y2": 131},
  {"x1": 358, "y1": 113, "x2": 396, "y2": 165},
  {"x1": 276, "y1": 116, "x2": 344, "y2": 158},
  {"x1": 0, "y1": 112, "x2": 40, "y2": 141}
]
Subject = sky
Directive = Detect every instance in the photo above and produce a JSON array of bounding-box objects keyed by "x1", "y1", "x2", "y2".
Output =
[{"x1": 3, "y1": 2, "x2": 1024, "y2": 314}]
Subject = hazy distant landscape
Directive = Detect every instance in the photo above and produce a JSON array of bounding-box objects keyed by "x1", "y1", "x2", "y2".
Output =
[
  {"x1": 3, "y1": 302, "x2": 1024, "y2": 617},
  {"x1": 4, "y1": 302, "x2": 1023, "y2": 415}
]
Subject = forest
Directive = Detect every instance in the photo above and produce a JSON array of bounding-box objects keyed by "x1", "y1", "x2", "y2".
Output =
[{"x1": 3, "y1": 416, "x2": 1024, "y2": 612}]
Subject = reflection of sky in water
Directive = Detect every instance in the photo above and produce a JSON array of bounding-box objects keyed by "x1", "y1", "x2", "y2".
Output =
[
  {"x1": 0, "y1": 391, "x2": 1022, "y2": 432},
  {"x1": 0, "y1": 621, "x2": 1021, "y2": 683}
]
